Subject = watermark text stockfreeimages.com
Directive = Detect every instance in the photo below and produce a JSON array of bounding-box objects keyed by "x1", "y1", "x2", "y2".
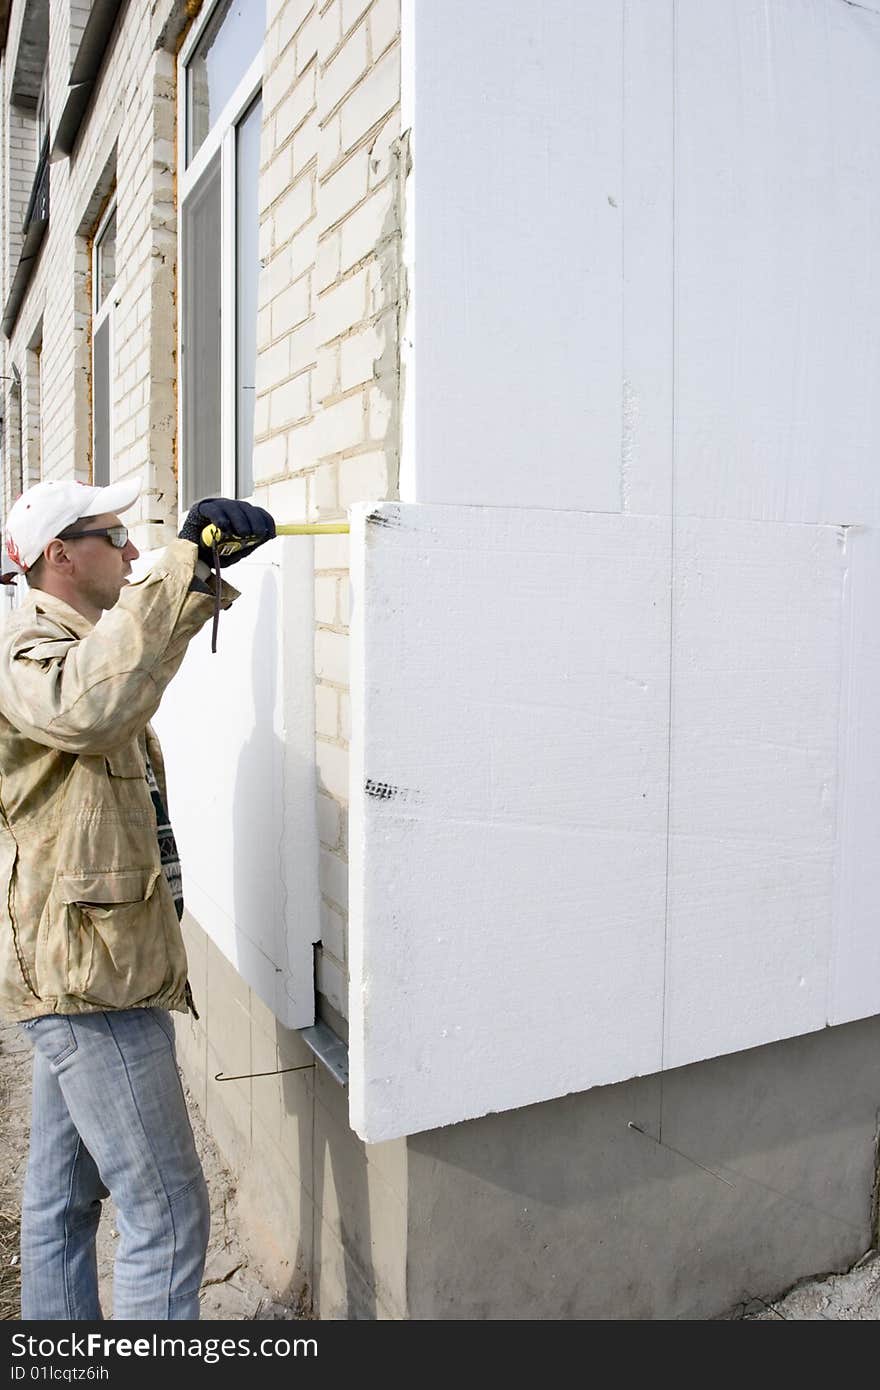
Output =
[{"x1": 10, "y1": 1332, "x2": 317, "y2": 1367}]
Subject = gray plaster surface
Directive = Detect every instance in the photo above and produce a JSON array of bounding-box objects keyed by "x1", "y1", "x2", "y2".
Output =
[
  {"x1": 405, "y1": 1017, "x2": 880, "y2": 1319},
  {"x1": 5, "y1": 1012, "x2": 878, "y2": 1320}
]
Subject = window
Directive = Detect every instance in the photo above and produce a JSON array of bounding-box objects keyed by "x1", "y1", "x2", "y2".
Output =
[
  {"x1": 181, "y1": 159, "x2": 221, "y2": 503},
  {"x1": 235, "y1": 94, "x2": 261, "y2": 499},
  {"x1": 8, "y1": 366, "x2": 23, "y2": 499},
  {"x1": 92, "y1": 202, "x2": 117, "y2": 487},
  {"x1": 25, "y1": 319, "x2": 43, "y2": 488},
  {"x1": 4, "y1": 0, "x2": 49, "y2": 314},
  {"x1": 185, "y1": 0, "x2": 265, "y2": 166},
  {"x1": 36, "y1": 62, "x2": 49, "y2": 159},
  {"x1": 0, "y1": 424, "x2": 13, "y2": 604},
  {"x1": 178, "y1": 0, "x2": 265, "y2": 507}
]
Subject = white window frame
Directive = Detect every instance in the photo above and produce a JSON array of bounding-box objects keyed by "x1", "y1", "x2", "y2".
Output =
[
  {"x1": 177, "y1": 1, "x2": 264, "y2": 515},
  {"x1": 92, "y1": 198, "x2": 117, "y2": 488}
]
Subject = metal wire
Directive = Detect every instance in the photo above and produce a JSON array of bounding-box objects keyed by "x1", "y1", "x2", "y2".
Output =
[{"x1": 214, "y1": 1062, "x2": 315, "y2": 1082}]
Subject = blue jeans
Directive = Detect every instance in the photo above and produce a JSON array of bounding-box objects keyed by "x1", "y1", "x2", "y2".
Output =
[{"x1": 19, "y1": 1008, "x2": 210, "y2": 1321}]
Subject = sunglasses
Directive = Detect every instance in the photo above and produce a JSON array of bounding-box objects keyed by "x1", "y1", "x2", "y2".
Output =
[{"x1": 58, "y1": 525, "x2": 129, "y2": 549}]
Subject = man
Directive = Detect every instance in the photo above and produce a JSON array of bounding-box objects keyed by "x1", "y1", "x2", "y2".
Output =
[{"x1": 0, "y1": 477, "x2": 274, "y2": 1320}]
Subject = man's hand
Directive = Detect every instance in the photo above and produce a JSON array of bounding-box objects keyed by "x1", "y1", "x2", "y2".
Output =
[{"x1": 179, "y1": 498, "x2": 276, "y2": 568}]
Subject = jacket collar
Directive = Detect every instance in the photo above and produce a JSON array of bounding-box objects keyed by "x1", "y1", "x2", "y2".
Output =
[{"x1": 25, "y1": 587, "x2": 96, "y2": 638}]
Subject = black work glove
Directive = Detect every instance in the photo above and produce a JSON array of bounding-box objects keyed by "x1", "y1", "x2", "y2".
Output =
[{"x1": 179, "y1": 497, "x2": 276, "y2": 568}]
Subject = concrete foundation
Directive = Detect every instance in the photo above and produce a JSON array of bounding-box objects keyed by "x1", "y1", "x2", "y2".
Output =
[{"x1": 177, "y1": 914, "x2": 879, "y2": 1320}]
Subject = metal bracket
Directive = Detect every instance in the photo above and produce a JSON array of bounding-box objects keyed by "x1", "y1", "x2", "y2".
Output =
[{"x1": 299, "y1": 1022, "x2": 349, "y2": 1087}]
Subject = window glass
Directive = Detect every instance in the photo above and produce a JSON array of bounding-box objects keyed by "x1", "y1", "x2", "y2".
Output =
[
  {"x1": 36, "y1": 64, "x2": 49, "y2": 156},
  {"x1": 96, "y1": 210, "x2": 116, "y2": 310},
  {"x1": 182, "y1": 154, "x2": 223, "y2": 505},
  {"x1": 93, "y1": 316, "x2": 110, "y2": 486},
  {"x1": 235, "y1": 94, "x2": 262, "y2": 498},
  {"x1": 186, "y1": 0, "x2": 265, "y2": 164}
]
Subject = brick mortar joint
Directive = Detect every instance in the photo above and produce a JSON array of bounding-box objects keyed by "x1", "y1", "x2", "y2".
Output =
[
  {"x1": 318, "y1": 207, "x2": 399, "y2": 269},
  {"x1": 315, "y1": 301, "x2": 397, "y2": 355},
  {"x1": 267, "y1": 4, "x2": 318, "y2": 70},
  {"x1": 319, "y1": 848, "x2": 349, "y2": 868},
  {"x1": 314, "y1": 441, "x2": 391, "y2": 467},
  {"x1": 268, "y1": 223, "x2": 320, "y2": 259},
  {"x1": 317, "y1": 742, "x2": 351, "y2": 758},
  {"x1": 263, "y1": 56, "x2": 318, "y2": 124},
  {"x1": 253, "y1": 464, "x2": 318, "y2": 488},
  {"x1": 317, "y1": 274, "x2": 396, "y2": 324},
  {"x1": 315, "y1": 377, "x2": 368, "y2": 405},
  {"x1": 317, "y1": 104, "x2": 401, "y2": 185},
  {"x1": 258, "y1": 358, "x2": 317, "y2": 390},
  {"x1": 327, "y1": 3, "x2": 400, "y2": 68},
  {"x1": 319, "y1": 36, "x2": 400, "y2": 128},
  {"x1": 263, "y1": 104, "x2": 318, "y2": 160},
  {"x1": 316, "y1": 296, "x2": 402, "y2": 351},
  {"x1": 319, "y1": 10, "x2": 370, "y2": 78},
  {"x1": 261, "y1": 158, "x2": 317, "y2": 216}
]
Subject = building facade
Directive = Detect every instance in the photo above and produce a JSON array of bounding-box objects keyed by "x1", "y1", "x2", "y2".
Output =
[{"x1": 2, "y1": 0, "x2": 879, "y2": 1319}]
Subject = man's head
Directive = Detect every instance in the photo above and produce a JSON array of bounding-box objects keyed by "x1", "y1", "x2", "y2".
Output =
[{"x1": 5, "y1": 478, "x2": 141, "y2": 622}]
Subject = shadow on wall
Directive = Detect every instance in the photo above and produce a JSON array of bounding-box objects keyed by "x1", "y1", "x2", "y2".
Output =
[
  {"x1": 404, "y1": 1017, "x2": 880, "y2": 1320},
  {"x1": 231, "y1": 569, "x2": 284, "y2": 998},
  {"x1": 281, "y1": 1060, "x2": 380, "y2": 1320},
  {"x1": 227, "y1": 569, "x2": 378, "y2": 1317}
]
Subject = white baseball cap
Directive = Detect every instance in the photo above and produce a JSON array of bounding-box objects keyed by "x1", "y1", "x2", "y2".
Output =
[{"x1": 5, "y1": 477, "x2": 142, "y2": 571}]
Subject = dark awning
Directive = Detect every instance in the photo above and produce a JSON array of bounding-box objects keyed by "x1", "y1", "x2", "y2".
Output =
[
  {"x1": 50, "y1": 0, "x2": 126, "y2": 160},
  {"x1": 3, "y1": 145, "x2": 50, "y2": 338}
]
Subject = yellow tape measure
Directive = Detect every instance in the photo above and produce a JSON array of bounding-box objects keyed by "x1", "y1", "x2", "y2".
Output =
[{"x1": 201, "y1": 521, "x2": 351, "y2": 555}]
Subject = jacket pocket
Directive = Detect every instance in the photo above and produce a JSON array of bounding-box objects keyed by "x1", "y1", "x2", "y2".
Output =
[
  {"x1": 39, "y1": 868, "x2": 174, "y2": 1010},
  {"x1": 105, "y1": 746, "x2": 146, "y2": 779}
]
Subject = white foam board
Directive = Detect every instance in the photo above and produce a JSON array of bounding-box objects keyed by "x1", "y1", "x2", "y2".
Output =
[
  {"x1": 151, "y1": 538, "x2": 321, "y2": 1028},
  {"x1": 349, "y1": 503, "x2": 859, "y2": 1142},
  {"x1": 829, "y1": 527, "x2": 880, "y2": 1025},
  {"x1": 663, "y1": 517, "x2": 847, "y2": 1067},
  {"x1": 404, "y1": 0, "x2": 625, "y2": 511},
  {"x1": 674, "y1": 0, "x2": 880, "y2": 525},
  {"x1": 349, "y1": 503, "x2": 672, "y2": 1140},
  {"x1": 403, "y1": 0, "x2": 880, "y2": 529}
]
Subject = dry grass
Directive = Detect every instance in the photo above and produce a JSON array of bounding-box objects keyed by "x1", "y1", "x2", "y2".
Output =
[
  {"x1": 0, "y1": 1204, "x2": 20, "y2": 1320},
  {"x1": 0, "y1": 1043, "x2": 23, "y2": 1319}
]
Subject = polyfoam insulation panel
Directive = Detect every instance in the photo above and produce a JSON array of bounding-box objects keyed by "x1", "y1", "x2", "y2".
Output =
[
  {"x1": 348, "y1": 503, "x2": 864, "y2": 1143},
  {"x1": 152, "y1": 538, "x2": 320, "y2": 1028},
  {"x1": 404, "y1": 1, "x2": 880, "y2": 523}
]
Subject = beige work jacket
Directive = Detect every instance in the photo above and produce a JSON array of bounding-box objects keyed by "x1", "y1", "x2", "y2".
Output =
[{"x1": 0, "y1": 540, "x2": 238, "y2": 1020}]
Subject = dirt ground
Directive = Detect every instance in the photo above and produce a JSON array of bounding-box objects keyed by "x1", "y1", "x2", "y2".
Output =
[
  {"x1": 1, "y1": 1016, "x2": 877, "y2": 1320},
  {"x1": 742, "y1": 1252, "x2": 880, "y2": 1320},
  {"x1": 0, "y1": 1020, "x2": 305, "y2": 1321}
]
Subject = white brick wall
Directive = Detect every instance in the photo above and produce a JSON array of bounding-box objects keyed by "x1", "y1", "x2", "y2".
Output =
[
  {"x1": 23, "y1": 340, "x2": 41, "y2": 487},
  {"x1": 1, "y1": 0, "x2": 405, "y2": 1034},
  {"x1": 69, "y1": 2, "x2": 91, "y2": 68},
  {"x1": 0, "y1": 0, "x2": 409, "y2": 1320},
  {"x1": 255, "y1": 0, "x2": 403, "y2": 1022},
  {"x1": 2, "y1": 0, "x2": 181, "y2": 549}
]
